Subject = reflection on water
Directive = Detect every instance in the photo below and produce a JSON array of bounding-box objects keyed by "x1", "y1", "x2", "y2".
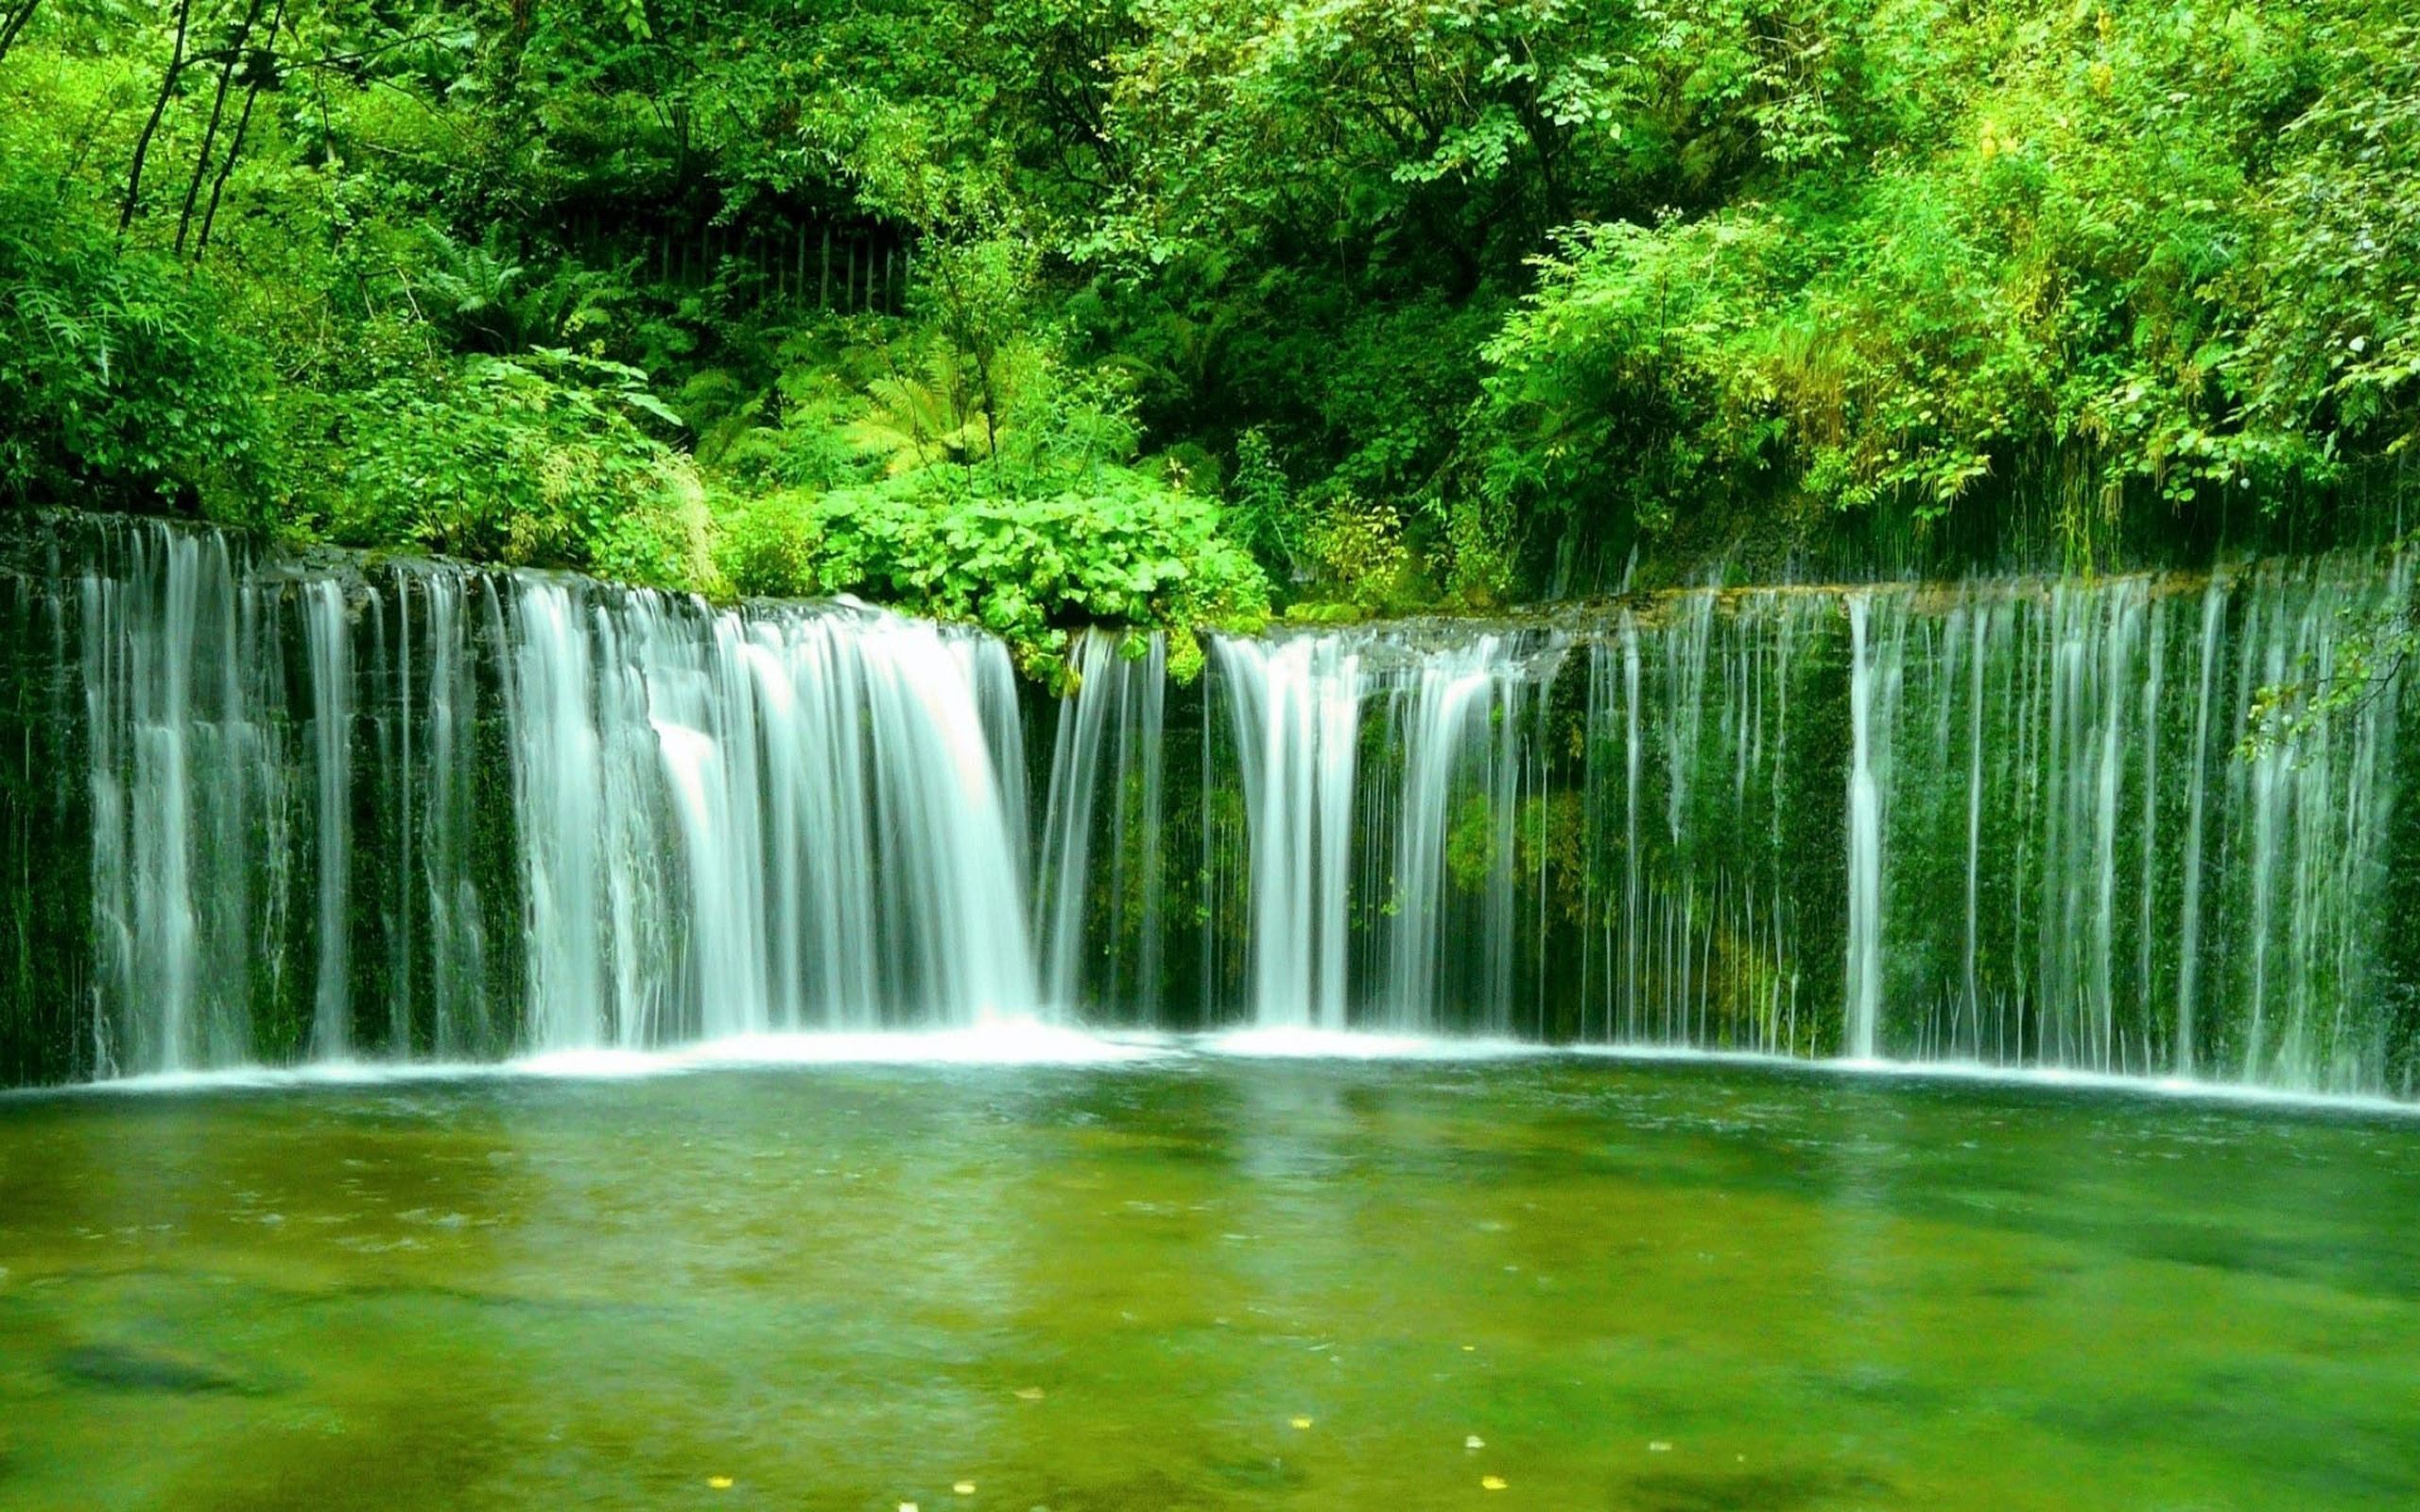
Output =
[{"x1": 1, "y1": 1057, "x2": 2416, "y2": 1510}]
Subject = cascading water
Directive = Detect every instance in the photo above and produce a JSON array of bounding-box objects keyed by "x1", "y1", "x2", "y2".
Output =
[
  {"x1": 4, "y1": 514, "x2": 2416, "y2": 1098},
  {"x1": 78, "y1": 524, "x2": 292, "y2": 1075},
  {"x1": 1574, "y1": 595, "x2": 1825, "y2": 1053},
  {"x1": 503, "y1": 578, "x2": 1040, "y2": 1044},
  {"x1": 385, "y1": 566, "x2": 493, "y2": 1057},
  {"x1": 1205, "y1": 628, "x2": 1565, "y2": 1035},
  {"x1": 18, "y1": 522, "x2": 1046, "y2": 1075},
  {"x1": 1208, "y1": 634, "x2": 1366, "y2": 1029},
  {"x1": 1843, "y1": 594, "x2": 1895, "y2": 1060},
  {"x1": 304, "y1": 579, "x2": 354, "y2": 1057},
  {"x1": 1379, "y1": 639, "x2": 1506, "y2": 1032},
  {"x1": 1035, "y1": 630, "x2": 1167, "y2": 1018}
]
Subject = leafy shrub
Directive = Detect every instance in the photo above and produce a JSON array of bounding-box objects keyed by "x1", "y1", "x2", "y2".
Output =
[
  {"x1": 1225, "y1": 426, "x2": 1309, "y2": 580},
  {"x1": 0, "y1": 168, "x2": 271, "y2": 517},
  {"x1": 713, "y1": 485, "x2": 823, "y2": 598},
  {"x1": 796, "y1": 464, "x2": 1270, "y2": 673},
  {"x1": 1298, "y1": 492, "x2": 1414, "y2": 614},
  {"x1": 700, "y1": 316, "x2": 1270, "y2": 666},
  {"x1": 1475, "y1": 2, "x2": 2419, "y2": 562},
  {"x1": 324, "y1": 349, "x2": 708, "y2": 586},
  {"x1": 1435, "y1": 496, "x2": 1517, "y2": 607}
]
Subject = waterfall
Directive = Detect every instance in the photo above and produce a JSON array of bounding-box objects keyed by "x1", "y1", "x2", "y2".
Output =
[
  {"x1": 1958, "y1": 599, "x2": 1990, "y2": 1049},
  {"x1": 962, "y1": 634, "x2": 1032, "y2": 882},
  {"x1": 1375, "y1": 635, "x2": 1562, "y2": 1034},
  {"x1": 506, "y1": 580, "x2": 613, "y2": 1048},
  {"x1": 504, "y1": 580, "x2": 1039, "y2": 1044},
  {"x1": 7, "y1": 514, "x2": 2417, "y2": 1098},
  {"x1": 417, "y1": 570, "x2": 492, "y2": 1056},
  {"x1": 79, "y1": 524, "x2": 289, "y2": 1075},
  {"x1": 1866, "y1": 560, "x2": 2412, "y2": 1089},
  {"x1": 1844, "y1": 595, "x2": 1887, "y2": 1060},
  {"x1": 1210, "y1": 635, "x2": 1365, "y2": 1029},
  {"x1": 848, "y1": 609, "x2": 1039, "y2": 1023},
  {"x1": 1035, "y1": 631, "x2": 1167, "y2": 1017},
  {"x1": 1576, "y1": 595, "x2": 1824, "y2": 1053},
  {"x1": 1379, "y1": 639, "x2": 1502, "y2": 1032},
  {"x1": 1207, "y1": 628, "x2": 1565, "y2": 1034},
  {"x1": 2174, "y1": 583, "x2": 2223, "y2": 1075},
  {"x1": 304, "y1": 580, "x2": 354, "y2": 1057}
]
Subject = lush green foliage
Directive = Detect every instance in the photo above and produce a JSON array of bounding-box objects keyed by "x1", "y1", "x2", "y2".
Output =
[
  {"x1": 317, "y1": 349, "x2": 708, "y2": 582},
  {"x1": 727, "y1": 468, "x2": 1267, "y2": 675},
  {"x1": 3, "y1": 0, "x2": 2416, "y2": 642},
  {"x1": 0, "y1": 161, "x2": 271, "y2": 516},
  {"x1": 1478, "y1": 7, "x2": 2420, "y2": 569}
]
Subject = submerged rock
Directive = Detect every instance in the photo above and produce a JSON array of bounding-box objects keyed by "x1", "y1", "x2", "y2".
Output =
[{"x1": 53, "y1": 1342, "x2": 253, "y2": 1396}]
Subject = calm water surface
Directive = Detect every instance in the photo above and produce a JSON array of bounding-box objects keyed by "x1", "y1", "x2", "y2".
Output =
[{"x1": 1, "y1": 1052, "x2": 2415, "y2": 1510}]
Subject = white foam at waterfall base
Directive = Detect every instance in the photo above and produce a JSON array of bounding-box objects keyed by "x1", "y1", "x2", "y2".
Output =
[
  {"x1": 1778, "y1": 1054, "x2": 2420, "y2": 1119},
  {"x1": 1200, "y1": 1028, "x2": 1555, "y2": 1060},
  {"x1": 59, "y1": 1026, "x2": 1174, "y2": 1094},
  {"x1": 32, "y1": 1032, "x2": 2420, "y2": 1118},
  {"x1": 510, "y1": 1024, "x2": 1173, "y2": 1076}
]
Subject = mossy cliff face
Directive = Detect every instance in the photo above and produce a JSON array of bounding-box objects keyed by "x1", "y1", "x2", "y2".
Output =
[
  {"x1": 0, "y1": 558, "x2": 90, "y2": 1084},
  {"x1": 3, "y1": 513, "x2": 2415, "y2": 1095}
]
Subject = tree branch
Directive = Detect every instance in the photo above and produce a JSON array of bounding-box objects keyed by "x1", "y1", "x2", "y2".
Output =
[
  {"x1": 195, "y1": 0, "x2": 287, "y2": 259},
  {"x1": 0, "y1": 0, "x2": 43, "y2": 68},
  {"x1": 120, "y1": 0, "x2": 198, "y2": 234},
  {"x1": 177, "y1": 0, "x2": 270, "y2": 256}
]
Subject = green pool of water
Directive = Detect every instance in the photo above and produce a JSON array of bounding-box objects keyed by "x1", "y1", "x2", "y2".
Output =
[{"x1": 1, "y1": 1052, "x2": 2415, "y2": 1510}]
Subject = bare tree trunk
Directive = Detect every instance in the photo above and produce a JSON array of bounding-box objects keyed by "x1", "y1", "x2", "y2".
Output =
[
  {"x1": 176, "y1": 0, "x2": 268, "y2": 255},
  {"x1": 0, "y1": 0, "x2": 43, "y2": 67},
  {"x1": 195, "y1": 0, "x2": 286, "y2": 258},
  {"x1": 120, "y1": 0, "x2": 197, "y2": 233}
]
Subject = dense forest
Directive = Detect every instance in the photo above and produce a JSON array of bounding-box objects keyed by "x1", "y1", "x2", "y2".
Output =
[{"x1": 2, "y1": 0, "x2": 2415, "y2": 667}]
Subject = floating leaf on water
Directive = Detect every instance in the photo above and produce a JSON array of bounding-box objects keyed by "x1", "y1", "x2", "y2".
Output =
[{"x1": 1480, "y1": 1475, "x2": 1508, "y2": 1491}]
